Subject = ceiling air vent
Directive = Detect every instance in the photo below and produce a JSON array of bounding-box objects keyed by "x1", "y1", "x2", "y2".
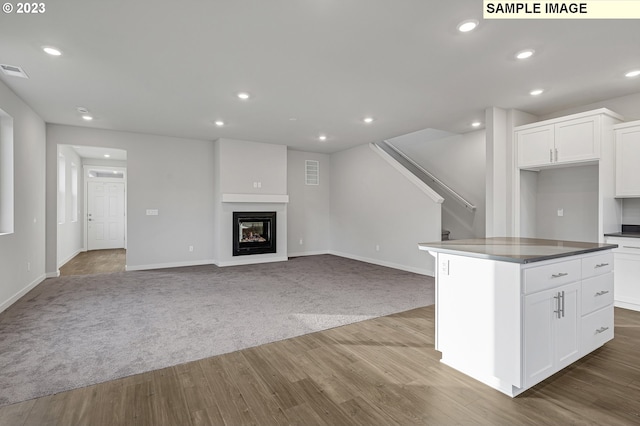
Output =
[{"x1": 0, "y1": 64, "x2": 29, "y2": 79}]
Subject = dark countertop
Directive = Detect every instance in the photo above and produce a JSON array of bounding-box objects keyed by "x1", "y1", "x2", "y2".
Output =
[
  {"x1": 418, "y1": 237, "x2": 617, "y2": 264},
  {"x1": 605, "y1": 224, "x2": 640, "y2": 239}
]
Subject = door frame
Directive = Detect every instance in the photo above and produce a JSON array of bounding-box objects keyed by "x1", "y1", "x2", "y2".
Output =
[{"x1": 83, "y1": 165, "x2": 128, "y2": 251}]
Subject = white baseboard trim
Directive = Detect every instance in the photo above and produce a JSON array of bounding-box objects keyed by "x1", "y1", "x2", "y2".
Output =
[
  {"x1": 287, "y1": 250, "x2": 330, "y2": 258},
  {"x1": 57, "y1": 248, "x2": 83, "y2": 269},
  {"x1": 126, "y1": 259, "x2": 216, "y2": 272},
  {"x1": 329, "y1": 250, "x2": 434, "y2": 276},
  {"x1": 614, "y1": 300, "x2": 640, "y2": 312},
  {"x1": 0, "y1": 274, "x2": 46, "y2": 314},
  {"x1": 215, "y1": 256, "x2": 289, "y2": 267},
  {"x1": 46, "y1": 270, "x2": 60, "y2": 278}
]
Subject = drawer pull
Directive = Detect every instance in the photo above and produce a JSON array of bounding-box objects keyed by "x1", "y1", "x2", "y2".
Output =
[
  {"x1": 595, "y1": 326, "x2": 610, "y2": 335},
  {"x1": 595, "y1": 263, "x2": 609, "y2": 268},
  {"x1": 622, "y1": 246, "x2": 640, "y2": 250},
  {"x1": 551, "y1": 272, "x2": 569, "y2": 279},
  {"x1": 595, "y1": 290, "x2": 610, "y2": 297}
]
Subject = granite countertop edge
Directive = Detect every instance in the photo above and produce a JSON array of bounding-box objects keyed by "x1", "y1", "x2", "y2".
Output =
[{"x1": 418, "y1": 241, "x2": 617, "y2": 264}]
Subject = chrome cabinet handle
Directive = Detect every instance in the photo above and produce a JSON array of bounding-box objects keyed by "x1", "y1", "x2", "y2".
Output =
[
  {"x1": 554, "y1": 293, "x2": 561, "y2": 319},
  {"x1": 555, "y1": 148, "x2": 558, "y2": 162},
  {"x1": 623, "y1": 246, "x2": 640, "y2": 250},
  {"x1": 550, "y1": 149, "x2": 553, "y2": 162},
  {"x1": 595, "y1": 290, "x2": 610, "y2": 297},
  {"x1": 595, "y1": 326, "x2": 610, "y2": 334},
  {"x1": 551, "y1": 272, "x2": 569, "y2": 278},
  {"x1": 560, "y1": 290, "x2": 565, "y2": 318},
  {"x1": 595, "y1": 263, "x2": 609, "y2": 268}
]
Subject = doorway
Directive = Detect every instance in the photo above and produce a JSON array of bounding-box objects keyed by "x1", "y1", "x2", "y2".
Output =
[{"x1": 87, "y1": 180, "x2": 125, "y2": 250}]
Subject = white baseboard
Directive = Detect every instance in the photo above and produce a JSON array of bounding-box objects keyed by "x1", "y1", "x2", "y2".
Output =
[
  {"x1": 0, "y1": 274, "x2": 46, "y2": 314},
  {"x1": 57, "y1": 248, "x2": 83, "y2": 269},
  {"x1": 329, "y1": 250, "x2": 434, "y2": 276},
  {"x1": 46, "y1": 270, "x2": 60, "y2": 278},
  {"x1": 126, "y1": 259, "x2": 216, "y2": 272},
  {"x1": 287, "y1": 250, "x2": 330, "y2": 258},
  {"x1": 614, "y1": 300, "x2": 640, "y2": 312},
  {"x1": 215, "y1": 256, "x2": 288, "y2": 267}
]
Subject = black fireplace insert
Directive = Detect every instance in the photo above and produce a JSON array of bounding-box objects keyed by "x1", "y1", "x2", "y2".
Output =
[{"x1": 232, "y1": 211, "x2": 276, "y2": 256}]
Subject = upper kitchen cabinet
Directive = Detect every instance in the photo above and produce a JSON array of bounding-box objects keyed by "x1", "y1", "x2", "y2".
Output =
[
  {"x1": 516, "y1": 109, "x2": 624, "y2": 170},
  {"x1": 614, "y1": 121, "x2": 640, "y2": 197}
]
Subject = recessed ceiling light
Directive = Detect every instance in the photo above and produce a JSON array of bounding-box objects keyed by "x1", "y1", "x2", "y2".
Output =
[
  {"x1": 625, "y1": 70, "x2": 640, "y2": 78},
  {"x1": 214, "y1": 120, "x2": 224, "y2": 126},
  {"x1": 319, "y1": 135, "x2": 327, "y2": 141},
  {"x1": 237, "y1": 92, "x2": 250, "y2": 100},
  {"x1": 457, "y1": 20, "x2": 478, "y2": 33},
  {"x1": 42, "y1": 46, "x2": 62, "y2": 56},
  {"x1": 471, "y1": 121, "x2": 482, "y2": 127},
  {"x1": 82, "y1": 115, "x2": 93, "y2": 121},
  {"x1": 516, "y1": 49, "x2": 535, "y2": 60},
  {"x1": 104, "y1": 154, "x2": 110, "y2": 158},
  {"x1": 363, "y1": 117, "x2": 374, "y2": 124},
  {"x1": 529, "y1": 89, "x2": 544, "y2": 96}
]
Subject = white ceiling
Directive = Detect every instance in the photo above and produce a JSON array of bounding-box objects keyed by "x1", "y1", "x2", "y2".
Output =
[{"x1": 1, "y1": 1, "x2": 639, "y2": 154}]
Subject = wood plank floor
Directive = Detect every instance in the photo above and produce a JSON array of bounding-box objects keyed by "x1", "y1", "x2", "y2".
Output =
[
  {"x1": 1, "y1": 304, "x2": 639, "y2": 425},
  {"x1": 59, "y1": 249, "x2": 126, "y2": 276}
]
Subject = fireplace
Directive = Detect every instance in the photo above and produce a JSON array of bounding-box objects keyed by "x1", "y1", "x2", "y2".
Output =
[{"x1": 232, "y1": 211, "x2": 276, "y2": 256}]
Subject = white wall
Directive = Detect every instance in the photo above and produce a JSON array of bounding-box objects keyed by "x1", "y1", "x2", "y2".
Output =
[
  {"x1": 534, "y1": 165, "x2": 599, "y2": 242},
  {"x1": 622, "y1": 199, "x2": 640, "y2": 224},
  {"x1": 287, "y1": 150, "x2": 330, "y2": 256},
  {"x1": 389, "y1": 129, "x2": 486, "y2": 240},
  {"x1": 329, "y1": 143, "x2": 441, "y2": 275},
  {"x1": 540, "y1": 92, "x2": 640, "y2": 122},
  {"x1": 0, "y1": 80, "x2": 46, "y2": 313},
  {"x1": 56, "y1": 145, "x2": 83, "y2": 267},
  {"x1": 46, "y1": 125, "x2": 215, "y2": 272}
]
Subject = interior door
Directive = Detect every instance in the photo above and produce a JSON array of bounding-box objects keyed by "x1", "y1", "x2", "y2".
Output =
[{"x1": 87, "y1": 181, "x2": 125, "y2": 250}]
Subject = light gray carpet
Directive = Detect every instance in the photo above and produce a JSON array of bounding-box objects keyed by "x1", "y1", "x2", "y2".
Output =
[{"x1": 0, "y1": 255, "x2": 434, "y2": 407}]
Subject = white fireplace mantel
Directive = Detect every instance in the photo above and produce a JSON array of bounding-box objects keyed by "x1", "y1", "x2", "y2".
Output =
[{"x1": 221, "y1": 193, "x2": 289, "y2": 203}]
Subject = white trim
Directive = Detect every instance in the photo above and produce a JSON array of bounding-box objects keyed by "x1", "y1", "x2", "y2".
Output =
[
  {"x1": 287, "y1": 250, "x2": 330, "y2": 258},
  {"x1": 46, "y1": 270, "x2": 60, "y2": 278},
  {"x1": 369, "y1": 143, "x2": 444, "y2": 204},
  {"x1": 125, "y1": 259, "x2": 216, "y2": 271},
  {"x1": 614, "y1": 300, "x2": 640, "y2": 312},
  {"x1": 329, "y1": 250, "x2": 434, "y2": 276},
  {"x1": 57, "y1": 248, "x2": 82, "y2": 269},
  {"x1": 0, "y1": 274, "x2": 46, "y2": 314},
  {"x1": 221, "y1": 193, "x2": 289, "y2": 203},
  {"x1": 215, "y1": 256, "x2": 288, "y2": 267}
]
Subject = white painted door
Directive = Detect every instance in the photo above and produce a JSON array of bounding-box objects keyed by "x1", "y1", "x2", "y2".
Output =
[{"x1": 87, "y1": 181, "x2": 125, "y2": 250}]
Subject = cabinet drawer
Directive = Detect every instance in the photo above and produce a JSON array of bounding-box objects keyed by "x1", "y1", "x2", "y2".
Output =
[
  {"x1": 582, "y1": 252, "x2": 613, "y2": 278},
  {"x1": 581, "y1": 273, "x2": 614, "y2": 316},
  {"x1": 581, "y1": 307, "x2": 614, "y2": 354},
  {"x1": 523, "y1": 259, "x2": 581, "y2": 294}
]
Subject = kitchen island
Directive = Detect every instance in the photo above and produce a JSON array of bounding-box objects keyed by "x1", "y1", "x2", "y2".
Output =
[{"x1": 419, "y1": 237, "x2": 617, "y2": 397}]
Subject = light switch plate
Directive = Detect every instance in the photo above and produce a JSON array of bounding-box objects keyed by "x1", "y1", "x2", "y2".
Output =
[{"x1": 146, "y1": 209, "x2": 159, "y2": 216}]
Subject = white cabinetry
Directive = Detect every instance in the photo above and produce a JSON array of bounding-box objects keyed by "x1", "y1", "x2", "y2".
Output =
[
  {"x1": 605, "y1": 236, "x2": 640, "y2": 311},
  {"x1": 614, "y1": 121, "x2": 640, "y2": 197},
  {"x1": 430, "y1": 249, "x2": 614, "y2": 397},
  {"x1": 523, "y1": 282, "x2": 580, "y2": 388},
  {"x1": 516, "y1": 114, "x2": 608, "y2": 169}
]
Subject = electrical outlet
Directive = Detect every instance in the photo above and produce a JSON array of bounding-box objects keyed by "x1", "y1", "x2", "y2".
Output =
[
  {"x1": 189, "y1": 245, "x2": 194, "y2": 252},
  {"x1": 375, "y1": 244, "x2": 380, "y2": 252},
  {"x1": 441, "y1": 260, "x2": 449, "y2": 275},
  {"x1": 299, "y1": 238, "x2": 303, "y2": 245},
  {"x1": 557, "y1": 208, "x2": 564, "y2": 217},
  {"x1": 27, "y1": 262, "x2": 31, "y2": 272},
  {"x1": 257, "y1": 182, "x2": 262, "y2": 188},
  {"x1": 253, "y1": 182, "x2": 258, "y2": 188}
]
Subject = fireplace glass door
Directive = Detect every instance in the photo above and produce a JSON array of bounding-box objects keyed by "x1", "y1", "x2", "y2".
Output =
[{"x1": 233, "y1": 211, "x2": 276, "y2": 256}]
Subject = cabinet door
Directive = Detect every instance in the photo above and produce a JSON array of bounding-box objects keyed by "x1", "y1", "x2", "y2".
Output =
[
  {"x1": 523, "y1": 282, "x2": 581, "y2": 388},
  {"x1": 555, "y1": 282, "x2": 581, "y2": 370},
  {"x1": 614, "y1": 251, "x2": 640, "y2": 307},
  {"x1": 615, "y1": 126, "x2": 640, "y2": 197},
  {"x1": 523, "y1": 288, "x2": 555, "y2": 387},
  {"x1": 517, "y1": 125, "x2": 554, "y2": 168},
  {"x1": 555, "y1": 117, "x2": 599, "y2": 164}
]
